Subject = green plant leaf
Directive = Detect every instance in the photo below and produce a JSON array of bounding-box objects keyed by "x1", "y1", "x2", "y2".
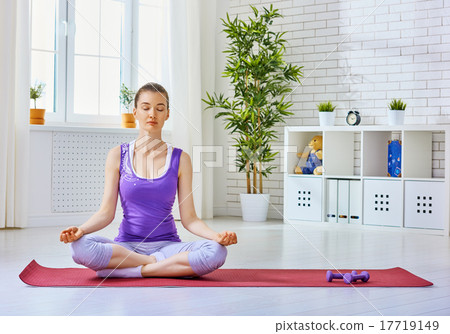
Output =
[
  {"x1": 388, "y1": 98, "x2": 407, "y2": 110},
  {"x1": 119, "y1": 83, "x2": 136, "y2": 109},
  {"x1": 317, "y1": 101, "x2": 337, "y2": 112}
]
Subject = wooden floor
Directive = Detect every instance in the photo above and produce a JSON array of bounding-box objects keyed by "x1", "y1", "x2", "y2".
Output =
[{"x1": 1, "y1": 216, "x2": 449, "y2": 316}]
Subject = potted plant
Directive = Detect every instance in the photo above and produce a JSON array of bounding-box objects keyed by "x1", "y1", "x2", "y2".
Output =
[
  {"x1": 204, "y1": 5, "x2": 303, "y2": 222},
  {"x1": 317, "y1": 101, "x2": 336, "y2": 126},
  {"x1": 120, "y1": 83, "x2": 136, "y2": 128},
  {"x1": 29, "y1": 81, "x2": 46, "y2": 125},
  {"x1": 388, "y1": 98, "x2": 406, "y2": 126}
]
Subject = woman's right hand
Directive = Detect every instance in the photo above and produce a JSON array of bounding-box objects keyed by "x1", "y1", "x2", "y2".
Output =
[{"x1": 60, "y1": 226, "x2": 84, "y2": 243}]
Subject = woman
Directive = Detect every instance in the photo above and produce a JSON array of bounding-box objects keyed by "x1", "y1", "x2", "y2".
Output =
[{"x1": 60, "y1": 83, "x2": 237, "y2": 278}]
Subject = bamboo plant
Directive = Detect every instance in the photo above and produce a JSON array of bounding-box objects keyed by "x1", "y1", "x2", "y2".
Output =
[{"x1": 204, "y1": 5, "x2": 303, "y2": 194}]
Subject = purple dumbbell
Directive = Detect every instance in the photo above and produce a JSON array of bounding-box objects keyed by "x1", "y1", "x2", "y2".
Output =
[
  {"x1": 326, "y1": 270, "x2": 345, "y2": 282},
  {"x1": 343, "y1": 271, "x2": 370, "y2": 284}
]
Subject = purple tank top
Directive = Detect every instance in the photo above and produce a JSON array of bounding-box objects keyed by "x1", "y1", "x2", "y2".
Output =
[{"x1": 114, "y1": 141, "x2": 182, "y2": 243}]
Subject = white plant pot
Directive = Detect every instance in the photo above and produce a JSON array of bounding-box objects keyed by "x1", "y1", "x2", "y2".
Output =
[
  {"x1": 240, "y1": 193, "x2": 270, "y2": 222},
  {"x1": 388, "y1": 110, "x2": 405, "y2": 126},
  {"x1": 319, "y1": 111, "x2": 335, "y2": 126}
]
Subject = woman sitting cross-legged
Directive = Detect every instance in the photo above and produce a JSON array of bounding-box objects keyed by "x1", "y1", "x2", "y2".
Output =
[{"x1": 60, "y1": 82, "x2": 237, "y2": 278}]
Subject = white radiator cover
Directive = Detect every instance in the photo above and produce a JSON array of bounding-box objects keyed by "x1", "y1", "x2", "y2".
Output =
[{"x1": 51, "y1": 132, "x2": 136, "y2": 213}]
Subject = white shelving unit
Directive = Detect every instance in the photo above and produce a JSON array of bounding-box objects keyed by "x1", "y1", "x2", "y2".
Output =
[{"x1": 283, "y1": 125, "x2": 450, "y2": 236}]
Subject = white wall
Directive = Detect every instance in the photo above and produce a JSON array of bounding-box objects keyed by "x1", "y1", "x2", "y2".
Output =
[
  {"x1": 214, "y1": 0, "x2": 450, "y2": 218},
  {"x1": 213, "y1": 0, "x2": 233, "y2": 217}
]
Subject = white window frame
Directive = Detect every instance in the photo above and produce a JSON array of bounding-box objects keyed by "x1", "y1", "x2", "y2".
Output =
[
  {"x1": 65, "y1": 0, "x2": 132, "y2": 126},
  {"x1": 31, "y1": 0, "x2": 67, "y2": 123},
  {"x1": 55, "y1": 1, "x2": 68, "y2": 123}
]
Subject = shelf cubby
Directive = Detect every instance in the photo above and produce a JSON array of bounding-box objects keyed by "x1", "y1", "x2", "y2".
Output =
[
  {"x1": 285, "y1": 129, "x2": 322, "y2": 174},
  {"x1": 362, "y1": 130, "x2": 402, "y2": 178},
  {"x1": 323, "y1": 131, "x2": 358, "y2": 176},
  {"x1": 403, "y1": 131, "x2": 432, "y2": 178}
]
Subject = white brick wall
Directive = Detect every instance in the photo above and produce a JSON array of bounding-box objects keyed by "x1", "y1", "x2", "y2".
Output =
[{"x1": 220, "y1": 0, "x2": 449, "y2": 218}]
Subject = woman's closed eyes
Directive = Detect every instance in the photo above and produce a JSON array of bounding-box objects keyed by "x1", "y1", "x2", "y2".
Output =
[{"x1": 142, "y1": 107, "x2": 165, "y2": 112}]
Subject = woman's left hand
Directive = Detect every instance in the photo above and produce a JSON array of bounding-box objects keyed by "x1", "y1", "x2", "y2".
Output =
[{"x1": 214, "y1": 231, "x2": 237, "y2": 246}]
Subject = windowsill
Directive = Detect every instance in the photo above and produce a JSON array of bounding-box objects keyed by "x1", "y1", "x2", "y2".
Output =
[
  {"x1": 29, "y1": 123, "x2": 139, "y2": 133},
  {"x1": 29, "y1": 123, "x2": 173, "y2": 139},
  {"x1": 29, "y1": 117, "x2": 143, "y2": 132}
]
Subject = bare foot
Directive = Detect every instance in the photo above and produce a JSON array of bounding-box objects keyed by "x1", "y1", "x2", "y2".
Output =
[{"x1": 147, "y1": 255, "x2": 157, "y2": 264}]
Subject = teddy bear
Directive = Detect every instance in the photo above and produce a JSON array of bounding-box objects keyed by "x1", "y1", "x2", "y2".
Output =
[{"x1": 295, "y1": 135, "x2": 323, "y2": 175}]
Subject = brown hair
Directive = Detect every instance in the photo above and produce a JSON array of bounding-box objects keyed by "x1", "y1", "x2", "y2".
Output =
[{"x1": 134, "y1": 82, "x2": 169, "y2": 109}]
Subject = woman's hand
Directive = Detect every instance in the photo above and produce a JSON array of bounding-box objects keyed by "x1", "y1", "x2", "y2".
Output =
[
  {"x1": 60, "y1": 226, "x2": 84, "y2": 243},
  {"x1": 214, "y1": 231, "x2": 237, "y2": 246}
]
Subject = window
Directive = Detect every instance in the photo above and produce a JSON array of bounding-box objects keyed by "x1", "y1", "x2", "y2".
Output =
[
  {"x1": 30, "y1": 0, "x2": 61, "y2": 115},
  {"x1": 30, "y1": 0, "x2": 168, "y2": 127}
]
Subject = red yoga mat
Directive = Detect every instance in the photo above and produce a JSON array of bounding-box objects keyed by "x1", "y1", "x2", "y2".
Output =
[{"x1": 19, "y1": 260, "x2": 433, "y2": 288}]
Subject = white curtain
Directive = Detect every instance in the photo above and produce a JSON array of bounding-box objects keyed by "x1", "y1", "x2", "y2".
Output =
[
  {"x1": 168, "y1": 0, "x2": 216, "y2": 219},
  {"x1": 0, "y1": 0, "x2": 30, "y2": 228}
]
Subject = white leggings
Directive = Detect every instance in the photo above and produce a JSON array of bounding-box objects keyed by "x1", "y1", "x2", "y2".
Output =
[{"x1": 70, "y1": 235, "x2": 227, "y2": 276}]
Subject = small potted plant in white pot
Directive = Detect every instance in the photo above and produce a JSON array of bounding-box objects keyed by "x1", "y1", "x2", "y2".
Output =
[
  {"x1": 318, "y1": 101, "x2": 336, "y2": 126},
  {"x1": 120, "y1": 83, "x2": 136, "y2": 128},
  {"x1": 30, "y1": 81, "x2": 46, "y2": 125},
  {"x1": 388, "y1": 98, "x2": 406, "y2": 126}
]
